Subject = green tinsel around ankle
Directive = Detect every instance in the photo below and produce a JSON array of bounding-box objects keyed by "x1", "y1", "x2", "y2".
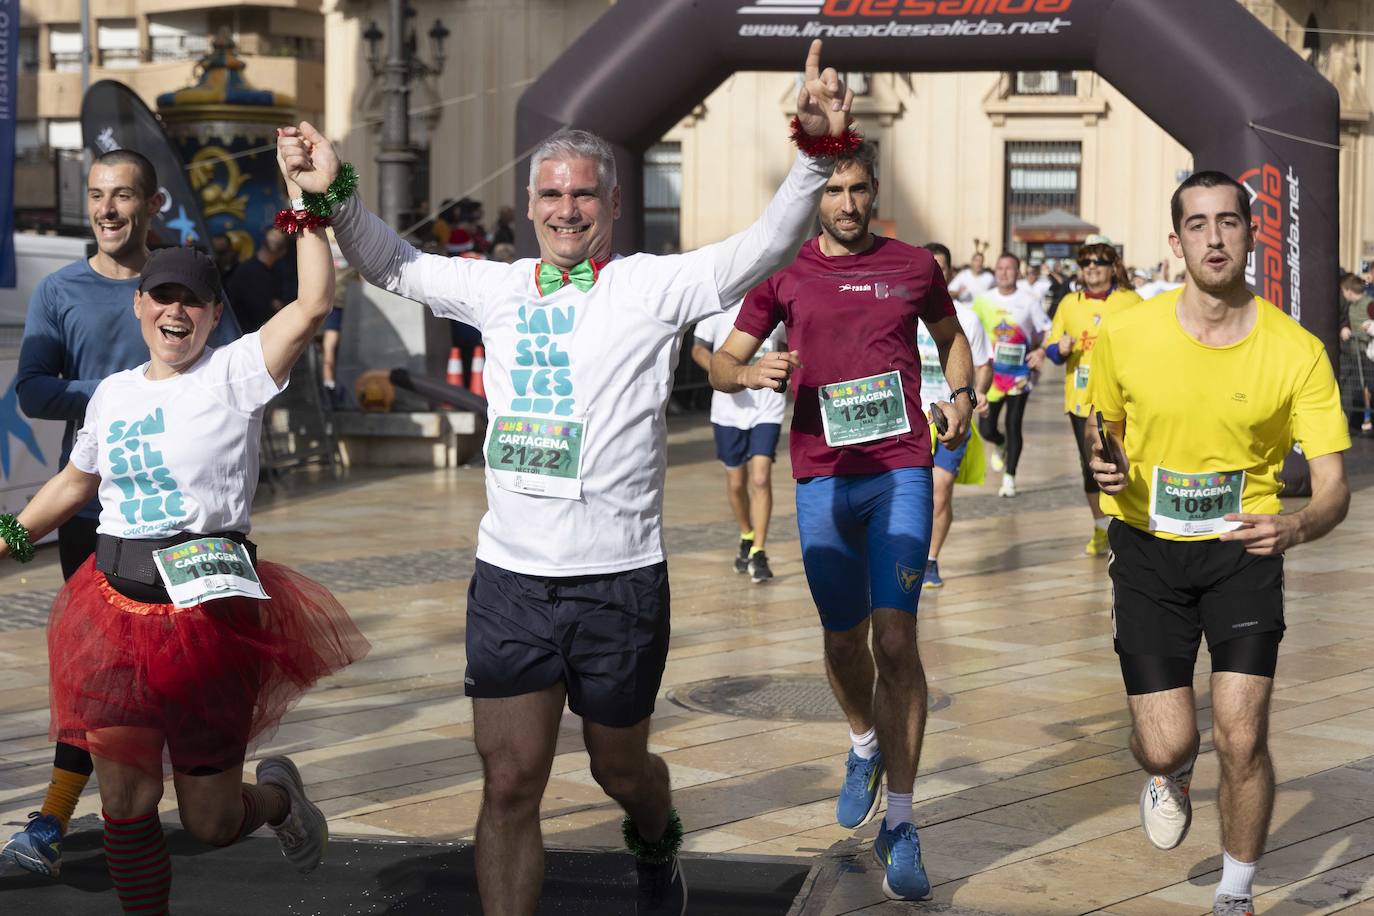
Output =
[{"x1": 622, "y1": 807, "x2": 683, "y2": 866}]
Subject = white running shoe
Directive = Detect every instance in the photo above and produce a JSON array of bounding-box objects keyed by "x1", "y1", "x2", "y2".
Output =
[
  {"x1": 998, "y1": 474, "x2": 1017, "y2": 498},
  {"x1": 989, "y1": 446, "x2": 1006, "y2": 472},
  {"x1": 1140, "y1": 773, "x2": 1192, "y2": 849}
]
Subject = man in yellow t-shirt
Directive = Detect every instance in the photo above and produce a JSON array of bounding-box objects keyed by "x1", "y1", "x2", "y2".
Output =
[
  {"x1": 1027, "y1": 237, "x2": 1140, "y2": 557},
  {"x1": 1088, "y1": 172, "x2": 1350, "y2": 916}
]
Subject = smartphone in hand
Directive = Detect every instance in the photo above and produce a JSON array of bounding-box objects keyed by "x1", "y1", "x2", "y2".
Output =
[
  {"x1": 932, "y1": 404, "x2": 949, "y2": 437},
  {"x1": 1096, "y1": 410, "x2": 1119, "y2": 467}
]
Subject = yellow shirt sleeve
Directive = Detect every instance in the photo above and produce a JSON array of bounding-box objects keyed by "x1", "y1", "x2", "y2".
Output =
[
  {"x1": 1292, "y1": 347, "x2": 1352, "y2": 460},
  {"x1": 1089, "y1": 321, "x2": 1125, "y2": 422}
]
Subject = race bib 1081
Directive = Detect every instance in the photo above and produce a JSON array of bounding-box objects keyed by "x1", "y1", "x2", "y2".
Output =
[{"x1": 1149, "y1": 466, "x2": 1245, "y2": 536}]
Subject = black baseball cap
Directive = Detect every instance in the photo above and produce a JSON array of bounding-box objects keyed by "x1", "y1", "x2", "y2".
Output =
[{"x1": 138, "y1": 247, "x2": 222, "y2": 304}]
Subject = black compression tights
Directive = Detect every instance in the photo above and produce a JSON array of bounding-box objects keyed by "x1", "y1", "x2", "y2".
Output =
[{"x1": 979, "y1": 393, "x2": 1029, "y2": 474}]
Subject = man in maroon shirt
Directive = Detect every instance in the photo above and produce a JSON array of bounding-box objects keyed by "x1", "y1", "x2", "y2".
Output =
[{"x1": 708, "y1": 143, "x2": 975, "y2": 901}]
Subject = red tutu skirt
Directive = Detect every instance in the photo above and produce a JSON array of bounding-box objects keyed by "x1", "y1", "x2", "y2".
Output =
[{"x1": 48, "y1": 557, "x2": 369, "y2": 776}]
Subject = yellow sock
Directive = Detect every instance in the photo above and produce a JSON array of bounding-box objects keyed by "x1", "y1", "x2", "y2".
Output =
[
  {"x1": 749, "y1": 544, "x2": 765, "y2": 556},
  {"x1": 40, "y1": 767, "x2": 89, "y2": 834},
  {"x1": 741, "y1": 531, "x2": 755, "y2": 541}
]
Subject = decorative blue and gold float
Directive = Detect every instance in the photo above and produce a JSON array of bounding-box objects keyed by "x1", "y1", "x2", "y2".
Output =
[{"x1": 157, "y1": 33, "x2": 296, "y2": 264}]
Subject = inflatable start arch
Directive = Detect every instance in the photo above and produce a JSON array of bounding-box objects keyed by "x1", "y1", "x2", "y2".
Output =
[{"x1": 516, "y1": 0, "x2": 1339, "y2": 348}]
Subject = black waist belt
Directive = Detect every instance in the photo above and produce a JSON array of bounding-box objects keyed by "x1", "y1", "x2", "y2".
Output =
[{"x1": 95, "y1": 532, "x2": 256, "y2": 586}]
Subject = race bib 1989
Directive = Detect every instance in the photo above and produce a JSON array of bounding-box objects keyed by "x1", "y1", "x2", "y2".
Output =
[
  {"x1": 819, "y1": 371, "x2": 911, "y2": 447},
  {"x1": 153, "y1": 538, "x2": 269, "y2": 609},
  {"x1": 486, "y1": 415, "x2": 586, "y2": 499},
  {"x1": 1149, "y1": 466, "x2": 1245, "y2": 536}
]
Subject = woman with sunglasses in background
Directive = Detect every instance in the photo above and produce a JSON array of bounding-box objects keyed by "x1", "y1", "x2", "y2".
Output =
[{"x1": 1028, "y1": 235, "x2": 1142, "y2": 556}]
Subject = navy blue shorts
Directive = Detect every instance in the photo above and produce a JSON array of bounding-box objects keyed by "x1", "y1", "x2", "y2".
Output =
[
  {"x1": 932, "y1": 437, "x2": 969, "y2": 475},
  {"x1": 463, "y1": 558, "x2": 671, "y2": 727},
  {"x1": 712, "y1": 423, "x2": 781, "y2": 468},
  {"x1": 795, "y1": 468, "x2": 934, "y2": 631},
  {"x1": 323, "y1": 307, "x2": 344, "y2": 332}
]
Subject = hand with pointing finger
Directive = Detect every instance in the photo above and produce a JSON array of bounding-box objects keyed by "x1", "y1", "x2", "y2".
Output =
[{"x1": 795, "y1": 40, "x2": 855, "y2": 138}]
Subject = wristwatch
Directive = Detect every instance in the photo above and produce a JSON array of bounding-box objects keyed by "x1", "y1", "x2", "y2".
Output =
[{"x1": 950, "y1": 386, "x2": 977, "y2": 408}]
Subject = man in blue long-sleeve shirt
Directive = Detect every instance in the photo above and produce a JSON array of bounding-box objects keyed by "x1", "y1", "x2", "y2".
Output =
[{"x1": 3, "y1": 149, "x2": 241, "y2": 878}]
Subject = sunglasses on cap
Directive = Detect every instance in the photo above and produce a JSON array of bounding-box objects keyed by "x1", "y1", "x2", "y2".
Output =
[
  {"x1": 146, "y1": 286, "x2": 207, "y2": 307},
  {"x1": 1078, "y1": 257, "x2": 1115, "y2": 268}
]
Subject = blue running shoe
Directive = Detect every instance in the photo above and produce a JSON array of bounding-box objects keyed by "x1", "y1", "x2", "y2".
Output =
[
  {"x1": 921, "y1": 558, "x2": 944, "y2": 590},
  {"x1": 873, "y1": 820, "x2": 931, "y2": 901},
  {"x1": 2, "y1": 813, "x2": 63, "y2": 877},
  {"x1": 835, "y1": 749, "x2": 884, "y2": 829}
]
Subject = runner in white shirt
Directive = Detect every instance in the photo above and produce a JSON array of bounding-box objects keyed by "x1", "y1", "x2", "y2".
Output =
[
  {"x1": 282, "y1": 41, "x2": 855, "y2": 916},
  {"x1": 918, "y1": 244, "x2": 993, "y2": 589},
  {"x1": 948, "y1": 251, "x2": 994, "y2": 305},
  {"x1": 691, "y1": 304, "x2": 787, "y2": 583},
  {"x1": 0, "y1": 149, "x2": 368, "y2": 915}
]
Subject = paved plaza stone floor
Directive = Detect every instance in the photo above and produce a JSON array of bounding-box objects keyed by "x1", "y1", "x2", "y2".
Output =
[{"x1": 2, "y1": 369, "x2": 1374, "y2": 914}]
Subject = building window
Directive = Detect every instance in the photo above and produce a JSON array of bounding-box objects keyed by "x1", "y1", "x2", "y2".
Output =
[
  {"x1": 48, "y1": 26, "x2": 84, "y2": 72},
  {"x1": 19, "y1": 31, "x2": 39, "y2": 73},
  {"x1": 149, "y1": 15, "x2": 213, "y2": 63},
  {"x1": 47, "y1": 119, "x2": 84, "y2": 150},
  {"x1": 644, "y1": 142, "x2": 682, "y2": 255},
  {"x1": 1010, "y1": 71, "x2": 1077, "y2": 96},
  {"x1": 1004, "y1": 141, "x2": 1082, "y2": 251},
  {"x1": 98, "y1": 20, "x2": 141, "y2": 68}
]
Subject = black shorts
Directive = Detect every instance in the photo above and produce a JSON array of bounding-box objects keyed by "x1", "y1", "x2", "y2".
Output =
[
  {"x1": 464, "y1": 558, "x2": 671, "y2": 727},
  {"x1": 1108, "y1": 520, "x2": 1284, "y2": 691}
]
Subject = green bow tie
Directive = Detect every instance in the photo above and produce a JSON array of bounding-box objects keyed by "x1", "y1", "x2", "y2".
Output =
[{"x1": 536, "y1": 259, "x2": 598, "y2": 295}]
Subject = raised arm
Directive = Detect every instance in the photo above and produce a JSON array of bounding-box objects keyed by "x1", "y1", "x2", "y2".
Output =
[
  {"x1": 278, "y1": 121, "x2": 484, "y2": 326},
  {"x1": 260, "y1": 128, "x2": 336, "y2": 387},
  {"x1": 705, "y1": 40, "x2": 855, "y2": 306}
]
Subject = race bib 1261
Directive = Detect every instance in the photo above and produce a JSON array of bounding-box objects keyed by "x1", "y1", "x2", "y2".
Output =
[
  {"x1": 819, "y1": 371, "x2": 911, "y2": 447},
  {"x1": 1149, "y1": 466, "x2": 1245, "y2": 536},
  {"x1": 486, "y1": 415, "x2": 587, "y2": 499}
]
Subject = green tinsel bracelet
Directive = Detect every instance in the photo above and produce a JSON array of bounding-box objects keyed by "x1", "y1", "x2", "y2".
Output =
[
  {"x1": 0, "y1": 514, "x2": 35, "y2": 563},
  {"x1": 301, "y1": 162, "x2": 359, "y2": 219},
  {"x1": 622, "y1": 807, "x2": 683, "y2": 866}
]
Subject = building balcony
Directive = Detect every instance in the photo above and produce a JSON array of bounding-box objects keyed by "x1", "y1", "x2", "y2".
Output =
[{"x1": 32, "y1": 55, "x2": 324, "y2": 120}]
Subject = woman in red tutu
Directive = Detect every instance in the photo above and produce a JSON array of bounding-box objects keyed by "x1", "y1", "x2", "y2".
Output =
[{"x1": 0, "y1": 135, "x2": 368, "y2": 914}]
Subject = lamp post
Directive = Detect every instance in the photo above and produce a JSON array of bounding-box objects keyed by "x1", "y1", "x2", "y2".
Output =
[{"x1": 364, "y1": 1, "x2": 448, "y2": 230}]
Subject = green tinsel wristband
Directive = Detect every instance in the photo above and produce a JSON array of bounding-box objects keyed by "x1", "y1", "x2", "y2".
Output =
[
  {"x1": 622, "y1": 807, "x2": 684, "y2": 866},
  {"x1": 0, "y1": 514, "x2": 35, "y2": 563},
  {"x1": 301, "y1": 162, "x2": 359, "y2": 219}
]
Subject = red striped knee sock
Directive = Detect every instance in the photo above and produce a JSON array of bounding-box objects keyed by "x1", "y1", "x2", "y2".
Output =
[
  {"x1": 102, "y1": 809, "x2": 171, "y2": 915},
  {"x1": 231, "y1": 784, "x2": 288, "y2": 844}
]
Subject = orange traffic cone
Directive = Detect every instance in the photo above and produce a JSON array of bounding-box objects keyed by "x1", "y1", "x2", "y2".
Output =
[
  {"x1": 470, "y1": 345, "x2": 487, "y2": 399},
  {"x1": 446, "y1": 347, "x2": 464, "y2": 388}
]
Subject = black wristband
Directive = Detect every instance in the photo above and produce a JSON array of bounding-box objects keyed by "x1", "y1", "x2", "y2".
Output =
[{"x1": 950, "y1": 386, "x2": 977, "y2": 408}]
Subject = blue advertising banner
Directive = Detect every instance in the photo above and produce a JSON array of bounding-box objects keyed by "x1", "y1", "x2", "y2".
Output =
[{"x1": 0, "y1": 0, "x2": 17, "y2": 288}]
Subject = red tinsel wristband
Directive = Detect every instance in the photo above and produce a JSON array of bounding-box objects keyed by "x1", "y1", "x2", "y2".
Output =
[
  {"x1": 789, "y1": 116, "x2": 863, "y2": 158},
  {"x1": 274, "y1": 208, "x2": 331, "y2": 236}
]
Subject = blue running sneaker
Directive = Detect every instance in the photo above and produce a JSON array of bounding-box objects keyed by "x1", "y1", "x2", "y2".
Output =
[
  {"x1": 835, "y1": 749, "x2": 884, "y2": 829},
  {"x1": 921, "y1": 558, "x2": 944, "y2": 590},
  {"x1": 873, "y1": 820, "x2": 931, "y2": 901},
  {"x1": 2, "y1": 813, "x2": 63, "y2": 877}
]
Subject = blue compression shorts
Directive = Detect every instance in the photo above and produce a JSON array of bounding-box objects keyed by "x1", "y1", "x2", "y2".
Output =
[{"x1": 795, "y1": 467, "x2": 934, "y2": 631}]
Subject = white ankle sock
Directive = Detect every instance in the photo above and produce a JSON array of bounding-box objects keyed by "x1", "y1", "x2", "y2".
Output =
[
  {"x1": 850, "y1": 728, "x2": 879, "y2": 760},
  {"x1": 1216, "y1": 850, "x2": 1257, "y2": 899},
  {"x1": 885, "y1": 792, "x2": 913, "y2": 829},
  {"x1": 1094, "y1": 516, "x2": 1110, "y2": 531}
]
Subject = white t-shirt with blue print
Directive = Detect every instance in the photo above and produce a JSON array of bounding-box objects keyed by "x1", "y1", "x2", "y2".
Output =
[{"x1": 68, "y1": 333, "x2": 285, "y2": 539}]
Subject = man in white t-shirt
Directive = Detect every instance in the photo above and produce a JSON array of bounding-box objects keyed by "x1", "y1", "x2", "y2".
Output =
[
  {"x1": 920, "y1": 244, "x2": 993, "y2": 589},
  {"x1": 947, "y1": 251, "x2": 994, "y2": 305},
  {"x1": 281, "y1": 41, "x2": 853, "y2": 916},
  {"x1": 691, "y1": 307, "x2": 787, "y2": 583}
]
